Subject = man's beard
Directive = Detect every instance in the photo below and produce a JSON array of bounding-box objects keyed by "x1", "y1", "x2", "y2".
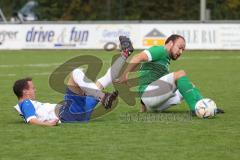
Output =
[{"x1": 169, "y1": 51, "x2": 177, "y2": 60}]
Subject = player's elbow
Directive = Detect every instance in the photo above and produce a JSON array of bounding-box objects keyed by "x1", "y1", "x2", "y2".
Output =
[{"x1": 28, "y1": 118, "x2": 39, "y2": 125}]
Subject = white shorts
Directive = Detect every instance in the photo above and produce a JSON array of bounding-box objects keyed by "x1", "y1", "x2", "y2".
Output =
[{"x1": 141, "y1": 73, "x2": 183, "y2": 112}]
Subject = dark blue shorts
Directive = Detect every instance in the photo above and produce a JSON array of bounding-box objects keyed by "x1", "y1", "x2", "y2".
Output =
[{"x1": 59, "y1": 88, "x2": 99, "y2": 122}]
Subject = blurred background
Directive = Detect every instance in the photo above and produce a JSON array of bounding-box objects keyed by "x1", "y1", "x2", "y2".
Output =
[{"x1": 0, "y1": 0, "x2": 239, "y2": 50}]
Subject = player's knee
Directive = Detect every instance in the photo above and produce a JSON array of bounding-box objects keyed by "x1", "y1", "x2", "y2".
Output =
[
  {"x1": 72, "y1": 68, "x2": 85, "y2": 79},
  {"x1": 69, "y1": 68, "x2": 85, "y2": 86},
  {"x1": 174, "y1": 70, "x2": 186, "y2": 80},
  {"x1": 72, "y1": 68, "x2": 81, "y2": 76},
  {"x1": 178, "y1": 70, "x2": 187, "y2": 76}
]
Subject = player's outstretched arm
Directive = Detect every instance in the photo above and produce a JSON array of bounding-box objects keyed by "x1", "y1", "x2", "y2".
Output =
[
  {"x1": 29, "y1": 118, "x2": 59, "y2": 127},
  {"x1": 116, "y1": 51, "x2": 149, "y2": 83}
]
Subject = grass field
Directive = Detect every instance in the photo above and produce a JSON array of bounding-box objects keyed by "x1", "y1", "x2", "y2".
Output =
[{"x1": 0, "y1": 50, "x2": 240, "y2": 160}]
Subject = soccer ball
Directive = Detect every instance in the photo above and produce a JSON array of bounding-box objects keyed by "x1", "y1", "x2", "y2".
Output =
[{"x1": 195, "y1": 98, "x2": 217, "y2": 118}]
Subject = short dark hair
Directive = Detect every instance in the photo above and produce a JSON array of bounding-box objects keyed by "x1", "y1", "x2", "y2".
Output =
[
  {"x1": 165, "y1": 34, "x2": 185, "y2": 45},
  {"x1": 13, "y1": 77, "x2": 32, "y2": 98}
]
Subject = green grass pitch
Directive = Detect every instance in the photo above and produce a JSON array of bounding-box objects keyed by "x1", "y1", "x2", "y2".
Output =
[{"x1": 0, "y1": 50, "x2": 239, "y2": 160}]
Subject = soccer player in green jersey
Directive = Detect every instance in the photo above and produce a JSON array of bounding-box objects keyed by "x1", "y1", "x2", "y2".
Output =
[{"x1": 117, "y1": 34, "x2": 224, "y2": 114}]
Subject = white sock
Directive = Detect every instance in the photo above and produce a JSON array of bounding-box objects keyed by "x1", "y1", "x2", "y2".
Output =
[{"x1": 97, "y1": 55, "x2": 126, "y2": 88}]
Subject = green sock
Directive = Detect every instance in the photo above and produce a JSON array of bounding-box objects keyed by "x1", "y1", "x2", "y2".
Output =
[{"x1": 177, "y1": 76, "x2": 203, "y2": 111}]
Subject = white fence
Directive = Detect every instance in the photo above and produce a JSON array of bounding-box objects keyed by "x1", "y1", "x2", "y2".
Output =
[{"x1": 0, "y1": 23, "x2": 240, "y2": 50}]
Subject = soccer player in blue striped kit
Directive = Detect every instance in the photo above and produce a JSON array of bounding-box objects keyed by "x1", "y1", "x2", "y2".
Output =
[{"x1": 13, "y1": 36, "x2": 134, "y2": 126}]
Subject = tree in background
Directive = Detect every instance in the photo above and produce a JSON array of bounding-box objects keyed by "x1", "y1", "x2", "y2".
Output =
[
  {"x1": 0, "y1": 0, "x2": 239, "y2": 21},
  {"x1": 208, "y1": 0, "x2": 240, "y2": 20}
]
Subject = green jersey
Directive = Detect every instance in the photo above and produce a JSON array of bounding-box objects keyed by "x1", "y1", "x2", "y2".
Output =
[{"x1": 139, "y1": 46, "x2": 171, "y2": 96}]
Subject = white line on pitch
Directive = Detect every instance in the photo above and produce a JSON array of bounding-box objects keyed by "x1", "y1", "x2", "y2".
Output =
[{"x1": 0, "y1": 72, "x2": 51, "y2": 77}]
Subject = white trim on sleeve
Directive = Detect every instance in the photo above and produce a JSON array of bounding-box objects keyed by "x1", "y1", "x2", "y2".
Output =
[
  {"x1": 143, "y1": 50, "x2": 152, "y2": 62},
  {"x1": 26, "y1": 116, "x2": 37, "y2": 123},
  {"x1": 14, "y1": 104, "x2": 21, "y2": 114}
]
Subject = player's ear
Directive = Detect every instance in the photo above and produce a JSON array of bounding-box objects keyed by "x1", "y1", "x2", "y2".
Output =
[
  {"x1": 22, "y1": 89, "x2": 28, "y2": 95},
  {"x1": 169, "y1": 40, "x2": 174, "y2": 47}
]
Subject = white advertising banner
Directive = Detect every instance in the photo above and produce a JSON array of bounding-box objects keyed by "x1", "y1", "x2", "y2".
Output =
[
  {"x1": 138, "y1": 24, "x2": 240, "y2": 50},
  {"x1": 0, "y1": 25, "x2": 22, "y2": 49},
  {"x1": 0, "y1": 23, "x2": 240, "y2": 50},
  {"x1": 22, "y1": 24, "x2": 96, "y2": 49}
]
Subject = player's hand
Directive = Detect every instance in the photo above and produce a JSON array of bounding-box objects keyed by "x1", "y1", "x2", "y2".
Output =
[
  {"x1": 48, "y1": 118, "x2": 59, "y2": 126},
  {"x1": 115, "y1": 73, "x2": 129, "y2": 84}
]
